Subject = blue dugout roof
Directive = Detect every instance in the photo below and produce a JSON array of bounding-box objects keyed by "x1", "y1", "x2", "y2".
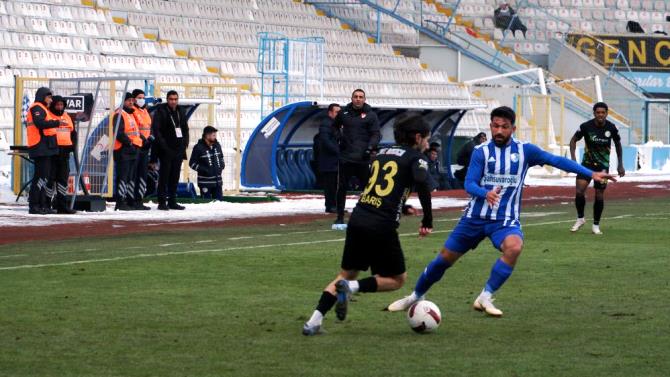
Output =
[{"x1": 241, "y1": 101, "x2": 485, "y2": 190}]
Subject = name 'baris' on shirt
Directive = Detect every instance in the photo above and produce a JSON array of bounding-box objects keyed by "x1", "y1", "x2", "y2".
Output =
[{"x1": 480, "y1": 173, "x2": 519, "y2": 187}]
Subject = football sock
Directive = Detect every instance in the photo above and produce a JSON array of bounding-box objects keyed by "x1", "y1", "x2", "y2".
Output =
[
  {"x1": 593, "y1": 199, "x2": 604, "y2": 225},
  {"x1": 484, "y1": 258, "x2": 514, "y2": 294},
  {"x1": 307, "y1": 310, "x2": 323, "y2": 327},
  {"x1": 357, "y1": 277, "x2": 377, "y2": 293},
  {"x1": 347, "y1": 280, "x2": 360, "y2": 293},
  {"x1": 414, "y1": 254, "x2": 452, "y2": 297},
  {"x1": 575, "y1": 194, "x2": 586, "y2": 219},
  {"x1": 315, "y1": 291, "x2": 337, "y2": 316}
]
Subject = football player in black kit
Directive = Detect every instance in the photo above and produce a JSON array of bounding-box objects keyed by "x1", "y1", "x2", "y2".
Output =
[
  {"x1": 302, "y1": 113, "x2": 434, "y2": 336},
  {"x1": 569, "y1": 102, "x2": 625, "y2": 235}
]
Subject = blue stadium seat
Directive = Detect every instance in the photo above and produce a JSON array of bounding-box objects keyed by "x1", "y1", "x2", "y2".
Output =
[
  {"x1": 276, "y1": 149, "x2": 290, "y2": 188},
  {"x1": 297, "y1": 149, "x2": 316, "y2": 189}
]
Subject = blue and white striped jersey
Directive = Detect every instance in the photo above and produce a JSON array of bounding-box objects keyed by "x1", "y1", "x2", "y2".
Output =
[{"x1": 463, "y1": 138, "x2": 594, "y2": 226}]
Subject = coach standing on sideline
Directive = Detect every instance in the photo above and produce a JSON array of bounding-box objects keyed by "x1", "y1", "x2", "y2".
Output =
[
  {"x1": 318, "y1": 103, "x2": 341, "y2": 213},
  {"x1": 152, "y1": 90, "x2": 188, "y2": 210},
  {"x1": 130, "y1": 89, "x2": 152, "y2": 210},
  {"x1": 333, "y1": 89, "x2": 380, "y2": 227},
  {"x1": 26, "y1": 87, "x2": 60, "y2": 214}
]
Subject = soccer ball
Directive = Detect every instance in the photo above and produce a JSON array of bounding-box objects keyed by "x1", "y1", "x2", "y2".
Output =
[{"x1": 407, "y1": 300, "x2": 441, "y2": 333}]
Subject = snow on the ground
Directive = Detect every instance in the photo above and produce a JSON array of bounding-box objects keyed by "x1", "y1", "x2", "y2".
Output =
[{"x1": 0, "y1": 196, "x2": 471, "y2": 227}]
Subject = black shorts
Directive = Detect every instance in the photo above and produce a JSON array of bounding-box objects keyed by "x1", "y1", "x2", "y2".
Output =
[
  {"x1": 576, "y1": 164, "x2": 608, "y2": 190},
  {"x1": 340, "y1": 223, "x2": 405, "y2": 277}
]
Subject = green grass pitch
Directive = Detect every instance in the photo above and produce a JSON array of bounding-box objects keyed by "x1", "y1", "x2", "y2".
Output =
[{"x1": 0, "y1": 197, "x2": 668, "y2": 377}]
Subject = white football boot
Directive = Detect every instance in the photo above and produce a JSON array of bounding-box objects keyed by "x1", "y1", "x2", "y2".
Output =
[
  {"x1": 473, "y1": 291, "x2": 503, "y2": 317},
  {"x1": 592, "y1": 224, "x2": 602, "y2": 235},
  {"x1": 386, "y1": 293, "x2": 423, "y2": 312},
  {"x1": 570, "y1": 218, "x2": 586, "y2": 232}
]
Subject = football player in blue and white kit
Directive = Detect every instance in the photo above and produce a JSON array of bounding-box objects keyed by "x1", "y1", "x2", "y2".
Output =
[{"x1": 387, "y1": 106, "x2": 617, "y2": 317}]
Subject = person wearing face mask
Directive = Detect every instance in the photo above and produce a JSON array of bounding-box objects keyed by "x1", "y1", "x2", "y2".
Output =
[
  {"x1": 189, "y1": 126, "x2": 225, "y2": 200},
  {"x1": 112, "y1": 92, "x2": 142, "y2": 211},
  {"x1": 48, "y1": 95, "x2": 77, "y2": 214},
  {"x1": 130, "y1": 89, "x2": 152, "y2": 210},
  {"x1": 26, "y1": 87, "x2": 61, "y2": 214}
]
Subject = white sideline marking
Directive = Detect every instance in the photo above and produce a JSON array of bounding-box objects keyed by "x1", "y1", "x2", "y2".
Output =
[
  {"x1": 0, "y1": 214, "x2": 639, "y2": 271},
  {"x1": 0, "y1": 254, "x2": 27, "y2": 259},
  {"x1": 159, "y1": 242, "x2": 185, "y2": 247}
]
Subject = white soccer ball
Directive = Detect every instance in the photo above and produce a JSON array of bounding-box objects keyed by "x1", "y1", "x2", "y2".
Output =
[{"x1": 407, "y1": 300, "x2": 441, "y2": 333}]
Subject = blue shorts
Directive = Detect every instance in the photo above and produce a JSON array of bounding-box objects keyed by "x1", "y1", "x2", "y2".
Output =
[{"x1": 444, "y1": 217, "x2": 524, "y2": 254}]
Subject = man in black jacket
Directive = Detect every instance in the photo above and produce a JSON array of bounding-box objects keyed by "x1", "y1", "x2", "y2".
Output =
[
  {"x1": 333, "y1": 89, "x2": 380, "y2": 227},
  {"x1": 152, "y1": 90, "x2": 189, "y2": 210},
  {"x1": 454, "y1": 132, "x2": 487, "y2": 185},
  {"x1": 189, "y1": 126, "x2": 225, "y2": 200},
  {"x1": 26, "y1": 87, "x2": 61, "y2": 214},
  {"x1": 317, "y1": 103, "x2": 341, "y2": 213}
]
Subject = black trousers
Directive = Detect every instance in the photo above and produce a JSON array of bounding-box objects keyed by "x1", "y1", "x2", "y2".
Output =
[
  {"x1": 114, "y1": 154, "x2": 136, "y2": 204},
  {"x1": 50, "y1": 151, "x2": 71, "y2": 210},
  {"x1": 28, "y1": 155, "x2": 53, "y2": 210},
  {"x1": 133, "y1": 149, "x2": 149, "y2": 204},
  {"x1": 199, "y1": 184, "x2": 223, "y2": 200},
  {"x1": 336, "y1": 161, "x2": 370, "y2": 219},
  {"x1": 157, "y1": 153, "x2": 183, "y2": 204},
  {"x1": 321, "y1": 171, "x2": 338, "y2": 210}
]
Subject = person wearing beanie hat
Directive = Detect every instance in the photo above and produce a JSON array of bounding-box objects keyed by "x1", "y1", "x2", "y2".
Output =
[
  {"x1": 26, "y1": 87, "x2": 61, "y2": 214},
  {"x1": 189, "y1": 125, "x2": 224, "y2": 200},
  {"x1": 47, "y1": 95, "x2": 77, "y2": 214},
  {"x1": 112, "y1": 92, "x2": 142, "y2": 210},
  {"x1": 130, "y1": 88, "x2": 152, "y2": 210}
]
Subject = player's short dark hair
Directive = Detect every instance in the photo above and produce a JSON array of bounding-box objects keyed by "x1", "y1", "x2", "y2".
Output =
[
  {"x1": 490, "y1": 106, "x2": 516, "y2": 125},
  {"x1": 327, "y1": 103, "x2": 340, "y2": 112},
  {"x1": 352, "y1": 88, "x2": 365, "y2": 97},
  {"x1": 394, "y1": 113, "x2": 430, "y2": 146},
  {"x1": 593, "y1": 102, "x2": 608, "y2": 112},
  {"x1": 132, "y1": 89, "x2": 145, "y2": 98},
  {"x1": 166, "y1": 90, "x2": 179, "y2": 99}
]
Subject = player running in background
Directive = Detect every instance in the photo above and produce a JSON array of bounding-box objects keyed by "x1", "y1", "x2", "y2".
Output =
[
  {"x1": 387, "y1": 106, "x2": 617, "y2": 317},
  {"x1": 302, "y1": 114, "x2": 434, "y2": 336},
  {"x1": 569, "y1": 102, "x2": 625, "y2": 235}
]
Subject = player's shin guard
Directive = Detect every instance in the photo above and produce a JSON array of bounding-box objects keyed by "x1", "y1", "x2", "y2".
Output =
[
  {"x1": 484, "y1": 258, "x2": 514, "y2": 294},
  {"x1": 414, "y1": 255, "x2": 452, "y2": 297},
  {"x1": 575, "y1": 194, "x2": 586, "y2": 219},
  {"x1": 316, "y1": 291, "x2": 337, "y2": 315},
  {"x1": 593, "y1": 199, "x2": 604, "y2": 225}
]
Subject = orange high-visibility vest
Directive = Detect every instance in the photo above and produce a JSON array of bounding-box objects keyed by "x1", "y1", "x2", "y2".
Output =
[
  {"x1": 55, "y1": 113, "x2": 74, "y2": 147},
  {"x1": 26, "y1": 102, "x2": 58, "y2": 147},
  {"x1": 113, "y1": 109, "x2": 143, "y2": 150},
  {"x1": 133, "y1": 106, "x2": 152, "y2": 139}
]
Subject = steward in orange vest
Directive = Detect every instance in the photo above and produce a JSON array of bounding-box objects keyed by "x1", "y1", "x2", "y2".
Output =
[
  {"x1": 26, "y1": 87, "x2": 61, "y2": 214},
  {"x1": 130, "y1": 89, "x2": 152, "y2": 210},
  {"x1": 48, "y1": 95, "x2": 77, "y2": 214},
  {"x1": 113, "y1": 92, "x2": 142, "y2": 211}
]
